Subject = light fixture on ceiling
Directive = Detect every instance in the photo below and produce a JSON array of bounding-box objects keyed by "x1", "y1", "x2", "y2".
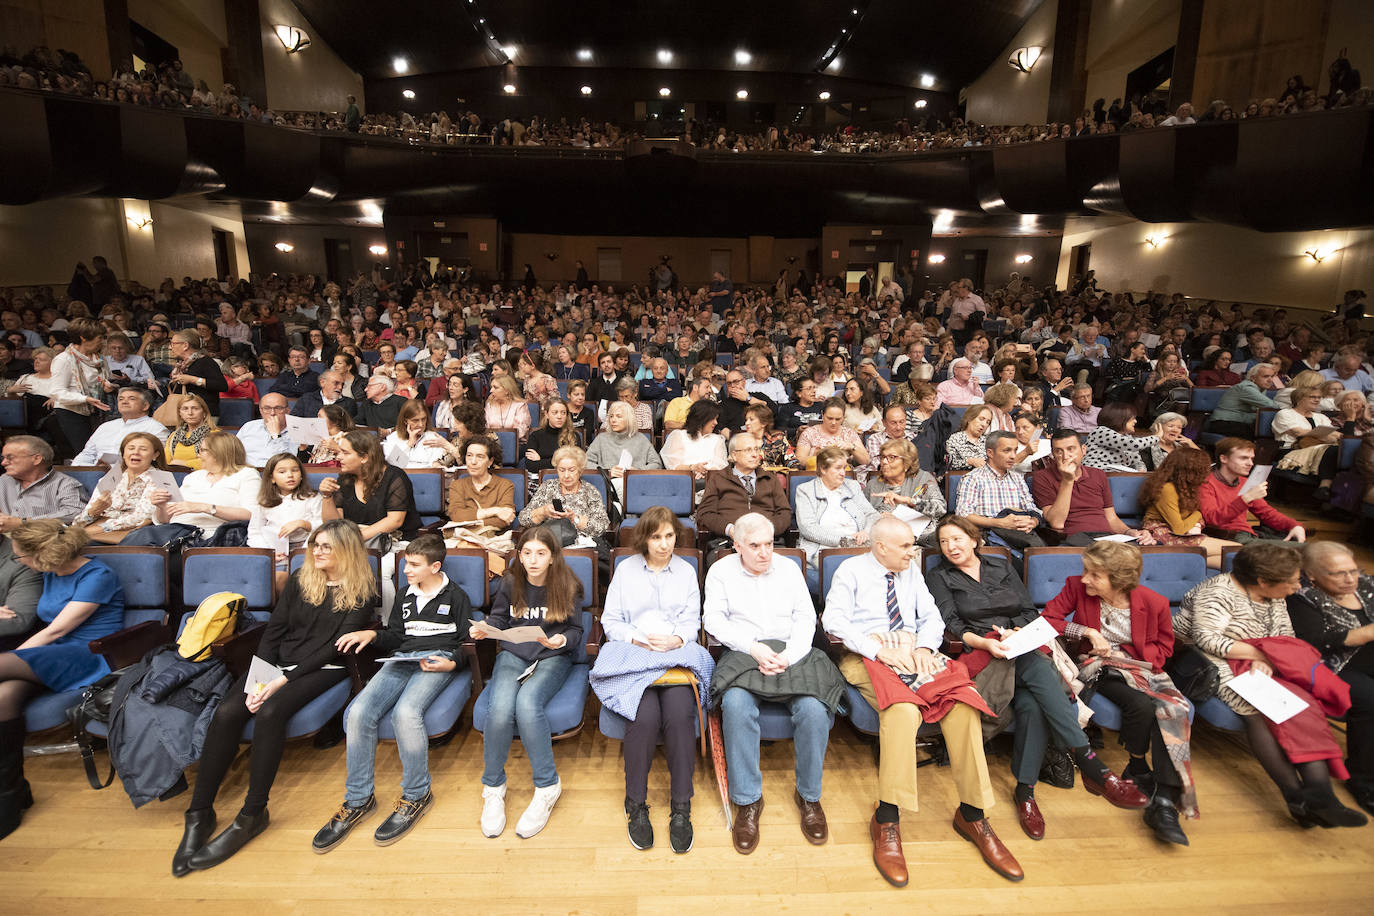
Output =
[
  {"x1": 274, "y1": 242, "x2": 294, "y2": 252},
  {"x1": 818, "y1": 90, "x2": 831, "y2": 101},
  {"x1": 369, "y1": 245, "x2": 387, "y2": 256},
  {"x1": 392, "y1": 56, "x2": 409, "y2": 74},
  {"x1": 1304, "y1": 248, "x2": 1327, "y2": 263},
  {"x1": 580, "y1": 85, "x2": 592, "y2": 95},
  {"x1": 1144, "y1": 234, "x2": 1167, "y2": 248},
  {"x1": 928, "y1": 253, "x2": 946, "y2": 264},
  {"x1": 1007, "y1": 46, "x2": 1043, "y2": 73},
  {"x1": 402, "y1": 89, "x2": 415, "y2": 100},
  {"x1": 659, "y1": 87, "x2": 671, "y2": 97},
  {"x1": 503, "y1": 84, "x2": 516, "y2": 94},
  {"x1": 576, "y1": 48, "x2": 593, "y2": 61},
  {"x1": 736, "y1": 89, "x2": 749, "y2": 100},
  {"x1": 1014, "y1": 254, "x2": 1034, "y2": 264},
  {"x1": 126, "y1": 216, "x2": 153, "y2": 230},
  {"x1": 657, "y1": 49, "x2": 673, "y2": 64},
  {"x1": 735, "y1": 49, "x2": 751, "y2": 65},
  {"x1": 914, "y1": 99, "x2": 927, "y2": 108},
  {"x1": 273, "y1": 25, "x2": 310, "y2": 53},
  {"x1": 501, "y1": 45, "x2": 516, "y2": 60},
  {"x1": 827, "y1": 56, "x2": 842, "y2": 71},
  {"x1": 919, "y1": 73, "x2": 935, "y2": 88}
]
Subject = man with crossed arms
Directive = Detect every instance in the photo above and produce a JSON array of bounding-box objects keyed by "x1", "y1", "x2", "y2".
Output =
[{"x1": 823, "y1": 516, "x2": 1022, "y2": 886}]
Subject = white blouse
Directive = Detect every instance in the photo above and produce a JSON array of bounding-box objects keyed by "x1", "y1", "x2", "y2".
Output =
[
  {"x1": 659, "y1": 430, "x2": 728, "y2": 471},
  {"x1": 383, "y1": 431, "x2": 453, "y2": 468},
  {"x1": 175, "y1": 467, "x2": 261, "y2": 533},
  {"x1": 247, "y1": 493, "x2": 324, "y2": 551}
]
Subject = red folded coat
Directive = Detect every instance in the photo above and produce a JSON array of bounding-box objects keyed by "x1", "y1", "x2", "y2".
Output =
[{"x1": 863, "y1": 657, "x2": 994, "y2": 724}]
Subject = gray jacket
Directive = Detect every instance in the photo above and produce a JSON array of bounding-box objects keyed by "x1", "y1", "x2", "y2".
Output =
[{"x1": 0, "y1": 537, "x2": 42, "y2": 638}]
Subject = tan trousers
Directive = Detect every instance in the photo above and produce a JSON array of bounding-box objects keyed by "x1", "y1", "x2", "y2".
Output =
[{"x1": 839, "y1": 652, "x2": 996, "y2": 813}]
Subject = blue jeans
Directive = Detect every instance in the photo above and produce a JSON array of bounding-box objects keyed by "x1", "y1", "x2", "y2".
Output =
[
  {"x1": 481, "y1": 651, "x2": 574, "y2": 789},
  {"x1": 720, "y1": 687, "x2": 831, "y2": 806},
  {"x1": 344, "y1": 653, "x2": 458, "y2": 804}
]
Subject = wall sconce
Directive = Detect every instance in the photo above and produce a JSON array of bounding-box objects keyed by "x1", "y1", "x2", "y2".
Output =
[
  {"x1": 369, "y1": 245, "x2": 387, "y2": 256},
  {"x1": 914, "y1": 99, "x2": 928, "y2": 109},
  {"x1": 1014, "y1": 254, "x2": 1033, "y2": 264},
  {"x1": 1007, "y1": 46, "x2": 1042, "y2": 73},
  {"x1": 126, "y1": 216, "x2": 153, "y2": 230},
  {"x1": 1304, "y1": 248, "x2": 1326, "y2": 263},
  {"x1": 274, "y1": 242, "x2": 294, "y2": 252},
  {"x1": 1144, "y1": 235, "x2": 1167, "y2": 248},
  {"x1": 927, "y1": 253, "x2": 946, "y2": 264},
  {"x1": 545, "y1": 252, "x2": 559, "y2": 261},
  {"x1": 273, "y1": 25, "x2": 311, "y2": 53}
]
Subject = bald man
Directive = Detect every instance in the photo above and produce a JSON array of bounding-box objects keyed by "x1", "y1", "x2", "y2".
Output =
[{"x1": 237, "y1": 393, "x2": 297, "y2": 466}]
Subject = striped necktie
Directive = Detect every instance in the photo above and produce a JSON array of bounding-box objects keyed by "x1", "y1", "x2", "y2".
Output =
[{"x1": 885, "y1": 572, "x2": 902, "y2": 631}]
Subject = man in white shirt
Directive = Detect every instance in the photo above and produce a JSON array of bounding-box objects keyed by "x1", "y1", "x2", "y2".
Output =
[
  {"x1": 822, "y1": 517, "x2": 1020, "y2": 885},
  {"x1": 744, "y1": 355, "x2": 789, "y2": 404},
  {"x1": 237, "y1": 393, "x2": 297, "y2": 467},
  {"x1": 73, "y1": 387, "x2": 169, "y2": 465},
  {"x1": 703, "y1": 513, "x2": 838, "y2": 856},
  {"x1": 1159, "y1": 103, "x2": 1195, "y2": 126}
]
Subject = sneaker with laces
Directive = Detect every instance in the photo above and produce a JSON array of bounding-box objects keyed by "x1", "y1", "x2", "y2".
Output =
[
  {"x1": 625, "y1": 797, "x2": 653, "y2": 850},
  {"x1": 480, "y1": 783, "x2": 507, "y2": 838},
  {"x1": 374, "y1": 791, "x2": 433, "y2": 846},
  {"x1": 668, "y1": 800, "x2": 693, "y2": 854},
  {"x1": 311, "y1": 795, "x2": 375, "y2": 854},
  {"x1": 515, "y1": 780, "x2": 562, "y2": 839}
]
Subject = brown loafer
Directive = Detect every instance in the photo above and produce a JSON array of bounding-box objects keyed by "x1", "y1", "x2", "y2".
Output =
[
  {"x1": 1082, "y1": 770, "x2": 1149, "y2": 809},
  {"x1": 794, "y1": 790, "x2": 828, "y2": 845},
  {"x1": 732, "y1": 799, "x2": 763, "y2": 855},
  {"x1": 1016, "y1": 795, "x2": 1045, "y2": 840},
  {"x1": 953, "y1": 810, "x2": 1023, "y2": 882},
  {"x1": 870, "y1": 813, "x2": 908, "y2": 887}
]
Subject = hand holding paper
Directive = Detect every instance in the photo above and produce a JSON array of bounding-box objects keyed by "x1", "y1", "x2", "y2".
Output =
[
  {"x1": 245, "y1": 655, "x2": 285, "y2": 695},
  {"x1": 471, "y1": 620, "x2": 549, "y2": 644},
  {"x1": 996, "y1": 616, "x2": 1058, "y2": 659}
]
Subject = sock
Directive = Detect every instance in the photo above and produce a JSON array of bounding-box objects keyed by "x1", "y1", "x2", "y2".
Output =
[
  {"x1": 1014, "y1": 783, "x2": 1035, "y2": 804},
  {"x1": 1073, "y1": 746, "x2": 1110, "y2": 781},
  {"x1": 958, "y1": 803, "x2": 984, "y2": 823},
  {"x1": 1124, "y1": 756, "x2": 1151, "y2": 779},
  {"x1": 875, "y1": 801, "x2": 899, "y2": 824},
  {"x1": 240, "y1": 803, "x2": 265, "y2": 818}
]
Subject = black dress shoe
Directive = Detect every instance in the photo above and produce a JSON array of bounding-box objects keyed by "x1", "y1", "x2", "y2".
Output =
[
  {"x1": 188, "y1": 809, "x2": 270, "y2": 870},
  {"x1": 172, "y1": 809, "x2": 217, "y2": 877},
  {"x1": 375, "y1": 792, "x2": 432, "y2": 846},
  {"x1": 1143, "y1": 797, "x2": 1189, "y2": 846},
  {"x1": 312, "y1": 795, "x2": 375, "y2": 854}
]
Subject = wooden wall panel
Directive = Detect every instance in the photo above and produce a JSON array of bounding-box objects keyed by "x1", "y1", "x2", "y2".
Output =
[{"x1": 1191, "y1": 0, "x2": 1331, "y2": 109}]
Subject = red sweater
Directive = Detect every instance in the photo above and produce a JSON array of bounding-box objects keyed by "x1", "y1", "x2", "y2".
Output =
[
  {"x1": 1043, "y1": 576, "x2": 1174, "y2": 672},
  {"x1": 1197, "y1": 471, "x2": 1296, "y2": 535}
]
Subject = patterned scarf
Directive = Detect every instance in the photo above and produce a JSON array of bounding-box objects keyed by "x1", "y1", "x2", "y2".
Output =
[
  {"x1": 169, "y1": 422, "x2": 212, "y2": 453},
  {"x1": 67, "y1": 345, "x2": 104, "y2": 400}
]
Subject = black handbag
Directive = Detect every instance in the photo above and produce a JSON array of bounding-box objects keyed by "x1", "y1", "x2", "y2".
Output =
[
  {"x1": 1038, "y1": 746, "x2": 1076, "y2": 789},
  {"x1": 67, "y1": 668, "x2": 131, "y2": 789},
  {"x1": 1164, "y1": 644, "x2": 1221, "y2": 706}
]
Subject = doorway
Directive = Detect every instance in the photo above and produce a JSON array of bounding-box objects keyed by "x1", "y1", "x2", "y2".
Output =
[
  {"x1": 1070, "y1": 243, "x2": 1092, "y2": 284},
  {"x1": 959, "y1": 248, "x2": 988, "y2": 291},
  {"x1": 323, "y1": 238, "x2": 355, "y2": 283},
  {"x1": 211, "y1": 229, "x2": 235, "y2": 280}
]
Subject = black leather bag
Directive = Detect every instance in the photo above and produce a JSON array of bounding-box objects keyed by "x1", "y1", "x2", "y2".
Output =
[
  {"x1": 1164, "y1": 644, "x2": 1220, "y2": 706},
  {"x1": 67, "y1": 668, "x2": 133, "y2": 789},
  {"x1": 1039, "y1": 746, "x2": 1076, "y2": 789}
]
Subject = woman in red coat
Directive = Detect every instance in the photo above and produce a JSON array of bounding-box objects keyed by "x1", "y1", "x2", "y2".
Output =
[{"x1": 1044, "y1": 541, "x2": 1195, "y2": 846}]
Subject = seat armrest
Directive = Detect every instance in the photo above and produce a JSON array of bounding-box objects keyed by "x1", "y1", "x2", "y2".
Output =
[
  {"x1": 344, "y1": 641, "x2": 381, "y2": 693},
  {"x1": 211, "y1": 623, "x2": 266, "y2": 675},
  {"x1": 88, "y1": 621, "x2": 170, "y2": 669},
  {"x1": 460, "y1": 639, "x2": 484, "y2": 692},
  {"x1": 585, "y1": 619, "x2": 604, "y2": 658}
]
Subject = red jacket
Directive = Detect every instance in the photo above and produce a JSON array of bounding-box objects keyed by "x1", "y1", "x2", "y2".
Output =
[
  {"x1": 1198, "y1": 471, "x2": 1296, "y2": 535},
  {"x1": 1043, "y1": 576, "x2": 1174, "y2": 673}
]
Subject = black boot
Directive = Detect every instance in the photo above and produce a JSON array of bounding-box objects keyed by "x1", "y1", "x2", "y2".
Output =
[
  {"x1": 0, "y1": 717, "x2": 28, "y2": 842},
  {"x1": 187, "y1": 809, "x2": 270, "y2": 869},
  {"x1": 1300, "y1": 786, "x2": 1368, "y2": 829},
  {"x1": 172, "y1": 809, "x2": 218, "y2": 877}
]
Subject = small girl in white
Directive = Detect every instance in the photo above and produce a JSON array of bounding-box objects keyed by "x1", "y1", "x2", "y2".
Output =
[{"x1": 248, "y1": 453, "x2": 324, "y2": 590}]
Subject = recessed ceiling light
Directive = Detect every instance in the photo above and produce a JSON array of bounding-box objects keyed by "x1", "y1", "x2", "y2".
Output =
[
  {"x1": 659, "y1": 87, "x2": 671, "y2": 97},
  {"x1": 827, "y1": 56, "x2": 842, "y2": 71},
  {"x1": 503, "y1": 84, "x2": 516, "y2": 94},
  {"x1": 402, "y1": 89, "x2": 415, "y2": 99},
  {"x1": 502, "y1": 46, "x2": 516, "y2": 60},
  {"x1": 920, "y1": 73, "x2": 935, "y2": 88},
  {"x1": 736, "y1": 89, "x2": 749, "y2": 99},
  {"x1": 735, "y1": 49, "x2": 751, "y2": 65},
  {"x1": 580, "y1": 85, "x2": 592, "y2": 95},
  {"x1": 914, "y1": 99, "x2": 927, "y2": 108},
  {"x1": 819, "y1": 90, "x2": 831, "y2": 100},
  {"x1": 657, "y1": 49, "x2": 673, "y2": 63},
  {"x1": 577, "y1": 48, "x2": 593, "y2": 61},
  {"x1": 392, "y1": 56, "x2": 409, "y2": 73}
]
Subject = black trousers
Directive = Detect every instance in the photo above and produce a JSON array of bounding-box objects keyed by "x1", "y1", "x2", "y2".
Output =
[
  {"x1": 1093, "y1": 674, "x2": 1180, "y2": 787},
  {"x1": 1205, "y1": 419, "x2": 1254, "y2": 439},
  {"x1": 47, "y1": 409, "x2": 94, "y2": 463},
  {"x1": 1340, "y1": 645, "x2": 1374, "y2": 786},
  {"x1": 189, "y1": 669, "x2": 346, "y2": 814},
  {"x1": 623, "y1": 685, "x2": 697, "y2": 805}
]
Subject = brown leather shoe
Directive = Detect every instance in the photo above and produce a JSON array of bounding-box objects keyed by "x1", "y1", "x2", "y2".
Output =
[
  {"x1": 870, "y1": 813, "x2": 908, "y2": 887},
  {"x1": 794, "y1": 790, "x2": 828, "y2": 845},
  {"x1": 1016, "y1": 795, "x2": 1045, "y2": 840},
  {"x1": 1082, "y1": 770, "x2": 1149, "y2": 809},
  {"x1": 953, "y1": 810, "x2": 1024, "y2": 882},
  {"x1": 732, "y1": 799, "x2": 763, "y2": 855}
]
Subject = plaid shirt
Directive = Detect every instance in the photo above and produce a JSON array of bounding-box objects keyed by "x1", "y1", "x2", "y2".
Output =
[{"x1": 956, "y1": 463, "x2": 1037, "y2": 519}]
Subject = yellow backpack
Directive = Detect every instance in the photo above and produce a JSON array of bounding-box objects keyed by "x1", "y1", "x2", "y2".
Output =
[{"x1": 177, "y1": 592, "x2": 245, "y2": 661}]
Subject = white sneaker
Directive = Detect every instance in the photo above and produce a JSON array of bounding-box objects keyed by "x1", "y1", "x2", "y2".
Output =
[
  {"x1": 515, "y1": 780, "x2": 562, "y2": 839},
  {"x1": 480, "y1": 783, "x2": 507, "y2": 837}
]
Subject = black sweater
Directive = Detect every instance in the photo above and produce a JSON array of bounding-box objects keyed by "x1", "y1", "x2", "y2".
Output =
[
  {"x1": 924, "y1": 556, "x2": 1039, "y2": 641},
  {"x1": 257, "y1": 576, "x2": 374, "y2": 681},
  {"x1": 524, "y1": 427, "x2": 569, "y2": 473},
  {"x1": 377, "y1": 575, "x2": 474, "y2": 661},
  {"x1": 181, "y1": 354, "x2": 229, "y2": 416},
  {"x1": 484, "y1": 578, "x2": 583, "y2": 663}
]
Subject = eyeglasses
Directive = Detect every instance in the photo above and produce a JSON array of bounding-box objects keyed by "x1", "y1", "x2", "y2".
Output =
[
  {"x1": 879, "y1": 454, "x2": 904, "y2": 462},
  {"x1": 311, "y1": 542, "x2": 334, "y2": 553}
]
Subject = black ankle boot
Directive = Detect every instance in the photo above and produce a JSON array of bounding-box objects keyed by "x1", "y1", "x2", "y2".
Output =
[
  {"x1": 0, "y1": 717, "x2": 27, "y2": 842},
  {"x1": 172, "y1": 809, "x2": 218, "y2": 877},
  {"x1": 1301, "y1": 787, "x2": 1368, "y2": 829},
  {"x1": 188, "y1": 809, "x2": 270, "y2": 869}
]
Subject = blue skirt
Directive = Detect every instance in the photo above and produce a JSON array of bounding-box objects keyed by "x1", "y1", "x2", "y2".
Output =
[{"x1": 14, "y1": 643, "x2": 112, "y2": 693}]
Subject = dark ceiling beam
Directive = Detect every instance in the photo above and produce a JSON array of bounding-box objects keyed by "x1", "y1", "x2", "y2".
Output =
[
  {"x1": 1169, "y1": 0, "x2": 1205, "y2": 111},
  {"x1": 222, "y1": 0, "x2": 268, "y2": 109},
  {"x1": 1046, "y1": 0, "x2": 1091, "y2": 124}
]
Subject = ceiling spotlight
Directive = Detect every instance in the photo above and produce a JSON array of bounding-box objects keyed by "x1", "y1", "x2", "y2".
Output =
[
  {"x1": 819, "y1": 90, "x2": 831, "y2": 101},
  {"x1": 577, "y1": 48, "x2": 593, "y2": 61},
  {"x1": 914, "y1": 99, "x2": 927, "y2": 108},
  {"x1": 274, "y1": 242, "x2": 294, "y2": 252},
  {"x1": 736, "y1": 89, "x2": 749, "y2": 100},
  {"x1": 827, "y1": 56, "x2": 842, "y2": 71},
  {"x1": 657, "y1": 49, "x2": 673, "y2": 64},
  {"x1": 392, "y1": 56, "x2": 409, "y2": 74},
  {"x1": 580, "y1": 85, "x2": 592, "y2": 95},
  {"x1": 735, "y1": 49, "x2": 751, "y2": 65},
  {"x1": 659, "y1": 87, "x2": 671, "y2": 97},
  {"x1": 1014, "y1": 254, "x2": 1034, "y2": 264},
  {"x1": 920, "y1": 73, "x2": 935, "y2": 87},
  {"x1": 927, "y1": 253, "x2": 946, "y2": 264},
  {"x1": 503, "y1": 84, "x2": 516, "y2": 94},
  {"x1": 502, "y1": 46, "x2": 517, "y2": 60},
  {"x1": 402, "y1": 89, "x2": 415, "y2": 99},
  {"x1": 273, "y1": 25, "x2": 310, "y2": 53},
  {"x1": 1008, "y1": 46, "x2": 1043, "y2": 73},
  {"x1": 369, "y1": 245, "x2": 387, "y2": 256},
  {"x1": 852, "y1": 7, "x2": 859, "y2": 13}
]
